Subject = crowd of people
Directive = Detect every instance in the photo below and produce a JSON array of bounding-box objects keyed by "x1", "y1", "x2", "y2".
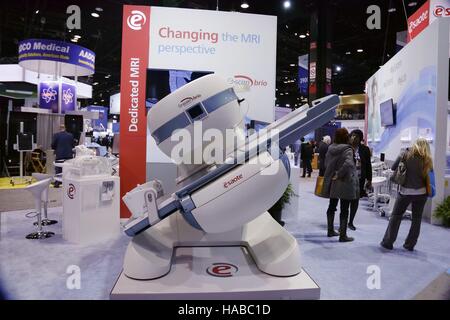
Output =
[{"x1": 316, "y1": 128, "x2": 434, "y2": 251}]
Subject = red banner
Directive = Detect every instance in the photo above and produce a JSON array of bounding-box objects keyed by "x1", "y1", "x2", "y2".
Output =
[
  {"x1": 407, "y1": 0, "x2": 430, "y2": 42},
  {"x1": 119, "y1": 5, "x2": 150, "y2": 217}
]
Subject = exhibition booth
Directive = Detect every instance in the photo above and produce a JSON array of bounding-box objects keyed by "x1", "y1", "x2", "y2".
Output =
[
  {"x1": 0, "y1": 4, "x2": 449, "y2": 301},
  {"x1": 365, "y1": 17, "x2": 450, "y2": 223}
]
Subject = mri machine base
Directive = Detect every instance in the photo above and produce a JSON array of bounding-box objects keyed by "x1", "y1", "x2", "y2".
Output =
[{"x1": 110, "y1": 212, "x2": 320, "y2": 299}]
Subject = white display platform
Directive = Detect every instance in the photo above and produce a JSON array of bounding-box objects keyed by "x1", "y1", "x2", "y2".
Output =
[
  {"x1": 62, "y1": 175, "x2": 120, "y2": 245},
  {"x1": 110, "y1": 246, "x2": 319, "y2": 300}
]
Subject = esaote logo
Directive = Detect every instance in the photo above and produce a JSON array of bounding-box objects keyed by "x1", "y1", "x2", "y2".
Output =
[
  {"x1": 223, "y1": 174, "x2": 243, "y2": 188},
  {"x1": 206, "y1": 263, "x2": 238, "y2": 277},
  {"x1": 127, "y1": 10, "x2": 146, "y2": 31},
  {"x1": 67, "y1": 183, "x2": 76, "y2": 200},
  {"x1": 433, "y1": 5, "x2": 450, "y2": 17},
  {"x1": 408, "y1": 10, "x2": 428, "y2": 33}
]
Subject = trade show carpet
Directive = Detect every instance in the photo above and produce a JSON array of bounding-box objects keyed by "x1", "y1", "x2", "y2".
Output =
[{"x1": 0, "y1": 174, "x2": 449, "y2": 300}]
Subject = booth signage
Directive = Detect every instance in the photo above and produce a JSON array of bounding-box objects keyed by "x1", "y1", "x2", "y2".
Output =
[
  {"x1": 61, "y1": 83, "x2": 76, "y2": 114},
  {"x1": 119, "y1": 5, "x2": 277, "y2": 218},
  {"x1": 39, "y1": 81, "x2": 77, "y2": 114},
  {"x1": 407, "y1": 0, "x2": 430, "y2": 42},
  {"x1": 407, "y1": 1, "x2": 450, "y2": 43},
  {"x1": 39, "y1": 81, "x2": 59, "y2": 113},
  {"x1": 18, "y1": 39, "x2": 95, "y2": 74},
  {"x1": 87, "y1": 106, "x2": 109, "y2": 131}
]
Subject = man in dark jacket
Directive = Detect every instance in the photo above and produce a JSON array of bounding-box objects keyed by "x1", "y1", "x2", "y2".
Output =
[
  {"x1": 350, "y1": 130, "x2": 372, "y2": 197},
  {"x1": 51, "y1": 124, "x2": 74, "y2": 187},
  {"x1": 318, "y1": 135, "x2": 331, "y2": 176},
  {"x1": 300, "y1": 138, "x2": 313, "y2": 177},
  {"x1": 348, "y1": 129, "x2": 372, "y2": 230}
]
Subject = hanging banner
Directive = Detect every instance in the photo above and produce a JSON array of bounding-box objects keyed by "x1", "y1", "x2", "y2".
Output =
[
  {"x1": 298, "y1": 54, "x2": 308, "y2": 96},
  {"x1": 18, "y1": 39, "x2": 95, "y2": 76},
  {"x1": 39, "y1": 81, "x2": 59, "y2": 113},
  {"x1": 407, "y1": 0, "x2": 450, "y2": 43},
  {"x1": 61, "y1": 83, "x2": 77, "y2": 114}
]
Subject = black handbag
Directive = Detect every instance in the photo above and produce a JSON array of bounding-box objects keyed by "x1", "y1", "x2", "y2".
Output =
[{"x1": 391, "y1": 152, "x2": 407, "y2": 186}]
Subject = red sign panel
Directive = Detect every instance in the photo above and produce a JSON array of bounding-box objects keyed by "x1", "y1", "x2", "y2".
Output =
[
  {"x1": 407, "y1": 0, "x2": 430, "y2": 42},
  {"x1": 119, "y1": 5, "x2": 151, "y2": 217}
]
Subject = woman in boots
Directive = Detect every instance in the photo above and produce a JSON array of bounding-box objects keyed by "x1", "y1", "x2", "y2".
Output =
[{"x1": 322, "y1": 128, "x2": 359, "y2": 242}]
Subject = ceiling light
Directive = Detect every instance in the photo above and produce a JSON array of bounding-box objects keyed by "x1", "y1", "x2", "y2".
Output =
[
  {"x1": 283, "y1": 1, "x2": 291, "y2": 9},
  {"x1": 91, "y1": 12, "x2": 100, "y2": 18},
  {"x1": 290, "y1": 64, "x2": 296, "y2": 67},
  {"x1": 299, "y1": 34, "x2": 306, "y2": 38},
  {"x1": 336, "y1": 66, "x2": 342, "y2": 72},
  {"x1": 306, "y1": 31, "x2": 310, "y2": 36},
  {"x1": 93, "y1": 82, "x2": 99, "y2": 86},
  {"x1": 95, "y1": 7, "x2": 103, "y2": 12},
  {"x1": 285, "y1": 25, "x2": 289, "y2": 29},
  {"x1": 388, "y1": 8, "x2": 396, "y2": 13},
  {"x1": 280, "y1": 93, "x2": 284, "y2": 96},
  {"x1": 357, "y1": 49, "x2": 363, "y2": 52},
  {"x1": 70, "y1": 38, "x2": 78, "y2": 43},
  {"x1": 286, "y1": 104, "x2": 290, "y2": 107},
  {"x1": 408, "y1": 2, "x2": 417, "y2": 7},
  {"x1": 74, "y1": 35, "x2": 81, "y2": 39},
  {"x1": 240, "y1": 1, "x2": 249, "y2": 9},
  {"x1": 345, "y1": 51, "x2": 351, "y2": 55},
  {"x1": 294, "y1": 33, "x2": 297, "y2": 36},
  {"x1": 35, "y1": 10, "x2": 39, "y2": 14},
  {"x1": 340, "y1": 91, "x2": 344, "y2": 95},
  {"x1": 105, "y1": 75, "x2": 111, "y2": 79}
]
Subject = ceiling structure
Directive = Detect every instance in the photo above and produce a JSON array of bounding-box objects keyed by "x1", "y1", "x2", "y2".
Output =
[{"x1": 0, "y1": 0, "x2": 428, "y2": 109}]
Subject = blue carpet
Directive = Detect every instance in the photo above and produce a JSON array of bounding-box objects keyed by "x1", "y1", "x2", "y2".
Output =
[{"x1": 0, "y1": 175, "x2": 449, "y2": 299}]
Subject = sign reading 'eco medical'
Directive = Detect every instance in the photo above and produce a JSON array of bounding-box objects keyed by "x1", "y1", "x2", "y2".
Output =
[{"x1": 18, "y1": 39, "x2": 95, "y2": 76}]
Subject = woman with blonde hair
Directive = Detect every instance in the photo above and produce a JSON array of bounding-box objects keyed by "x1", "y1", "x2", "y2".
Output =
[{"x1": 381, "y1": 138, "x2": 433, "y2": 251}]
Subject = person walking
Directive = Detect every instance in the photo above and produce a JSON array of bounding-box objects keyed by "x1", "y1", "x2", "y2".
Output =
[
  {"x1": 301, "y1": 139, "x2": 313, "y2": 177},
  {"x1": 51, "y1": 124, "x2": 75, "y2": 187},
  {"x1": 322, "y1": 128, "x2": 359, "y2": 242},
  {"x1": 348, "y1": 129, "x2": 372, "y2": 230},
  {"x1": 318, "y1": 135, "x2": 331, "y2": 177},
  {"x1": 380, "y1": 138, "x2": 433, "y2": 251}
]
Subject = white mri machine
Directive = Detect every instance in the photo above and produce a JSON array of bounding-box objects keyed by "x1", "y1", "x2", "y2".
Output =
[{"x1": 114, "y1": 74, "x2": 340, "y2": 298}]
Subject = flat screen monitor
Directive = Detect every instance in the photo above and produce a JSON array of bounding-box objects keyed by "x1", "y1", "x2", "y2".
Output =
[
  {"x1": 146, "y1": 69, "x2": 213, "y2": 110},
  {"x1": 17, "y1": 133, "x2": 33, "y2": 151},
  {"x1": 380, "y1": 99, "x2": 395, "y2": 127}
]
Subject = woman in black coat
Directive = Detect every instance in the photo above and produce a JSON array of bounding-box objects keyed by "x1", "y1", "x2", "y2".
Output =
[{"x1": 322, "y1": 128, "x2": 359, "y2": 242}]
